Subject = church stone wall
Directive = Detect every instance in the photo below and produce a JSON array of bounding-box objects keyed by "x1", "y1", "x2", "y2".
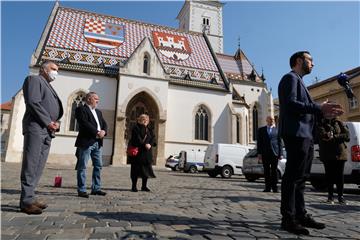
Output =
[{"x1": 165, "y1": 84, "x2": 232, "y2": 157}]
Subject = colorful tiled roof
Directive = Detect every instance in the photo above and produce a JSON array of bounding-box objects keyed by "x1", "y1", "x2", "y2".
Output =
[
  {"x1": 0, "y1": 101, "x2": 12, "y2": 111},
  {"x1": 216, "y1": 50, "x2": 261, "y2": 82},
  {"x1": 41, "y1": 7, "x2": 222, "y2": 85}
]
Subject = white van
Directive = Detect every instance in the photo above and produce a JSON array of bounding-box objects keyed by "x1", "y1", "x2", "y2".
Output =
[
  {"x1": 203, "y1": 143, "x2": 254, "y2": 178},
  {"x1": 177, "y1": 149, "x2": 206, "y2": 173},
  {"x1": 310, "y1": 121, "x2": 360, "y2": 190}
]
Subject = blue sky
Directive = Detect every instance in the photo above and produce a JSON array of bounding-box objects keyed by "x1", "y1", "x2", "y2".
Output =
[{"x1": 1, "y1": 1, "x2": 359, "y2": 103}]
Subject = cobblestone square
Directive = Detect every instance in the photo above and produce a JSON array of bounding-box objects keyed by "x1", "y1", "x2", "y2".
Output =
[{"x1": 1, "y1": 162, "x2": 360, "y2": 239}]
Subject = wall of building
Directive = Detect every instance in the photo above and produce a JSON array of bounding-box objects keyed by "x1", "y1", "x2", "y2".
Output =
[{"x1": 308, "y1": 73, "x2": 360, "y2": 122}]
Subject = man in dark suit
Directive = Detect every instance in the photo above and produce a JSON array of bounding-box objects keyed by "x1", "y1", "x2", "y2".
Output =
[
  {"x1": 20, "y1": 61, "x2": 63, "y2": 214},
  {"x1": 257, "y1": 116, "x2": 282, "y2": 193},
  {"x1": 75, "y1": 92, "x2": 108, "y2": 198},
  {"x1": 278, "y1": 51, "x2": 343, "y2": 235}
]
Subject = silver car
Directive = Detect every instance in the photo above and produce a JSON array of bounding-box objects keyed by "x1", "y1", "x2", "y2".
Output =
[
  {"x1": 242, "y1": 148, "x2": 286, "y2": 182},
  {"x1": 165, "y1": 155, "x2": 180, "y2": 171}
]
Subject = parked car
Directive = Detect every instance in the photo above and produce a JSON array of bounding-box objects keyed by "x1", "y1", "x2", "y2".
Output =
[
  {"x1": 177, "y1": 149, "x2": 206, "y2": 173},
  {"x1": 242, "y1": 148, "x2": 287, "y2": 182},
  {"x1": 310, "y1": 121, "x2": 360, "y2": 190},
  {"x1": 203, "y1": 143, "x2": 254, "y2": 178},
  {"x1": 165, "y1": 155, "x2": 180, "y2": 171}
]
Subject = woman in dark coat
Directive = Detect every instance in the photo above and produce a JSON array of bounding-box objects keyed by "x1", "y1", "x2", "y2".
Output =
[
  {"x1": 128, "y1": 114, "x2": 156, "y2": 192},
  {"x1": 318, "y1": 116, "x2": 349, "y2": 205}
]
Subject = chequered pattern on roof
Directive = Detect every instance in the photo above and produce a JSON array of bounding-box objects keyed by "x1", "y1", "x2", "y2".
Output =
[
  {"x1": 46, "y1": 7, "x2": 218, "y2": 72},
  {"x1": 216, "y1": 54, "x2": 253, "y2": 76}
]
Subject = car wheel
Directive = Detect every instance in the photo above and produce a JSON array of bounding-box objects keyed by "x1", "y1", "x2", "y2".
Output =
[
  {"x1": 189, "y1": 165, "x2": 197, "y2": 173},
  {"x1": 174, "y1": 164, "x2": 179, "y2": 171},
  {"x1": 310, "y1": 177, "x2": 328, "y2": 191},
  {"x1": 245, "y1": 174, "x2": 258, "y2": 182},
  {"x1": 221, "y1": 166, "x2": 233, "y2": 178},
  {"x1": 208, "y1": 170, "x2": 218, "y2": 178}
]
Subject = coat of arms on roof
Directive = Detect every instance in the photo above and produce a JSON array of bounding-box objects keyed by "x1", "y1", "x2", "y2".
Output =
[
  {"x1": 152, "y1": 31, "x2": 191, "y2": 61},
  {"x1": 84, "y1": 19, "x2": 125, "y2": 50}
]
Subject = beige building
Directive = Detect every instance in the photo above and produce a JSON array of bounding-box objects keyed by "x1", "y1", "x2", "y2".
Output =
[{"x1": 308, "y1": 66, "x2": 360, "y2": 122}]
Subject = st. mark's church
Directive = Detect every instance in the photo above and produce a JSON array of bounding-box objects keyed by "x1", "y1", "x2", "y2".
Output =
[{"x1": 5, "y1": 0, "x2": 273, "y2": 166}]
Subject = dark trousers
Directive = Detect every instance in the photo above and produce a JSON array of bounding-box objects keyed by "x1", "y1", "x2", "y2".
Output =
[
  {"x1": 324, "y1": 160, "x2": 345, "y2": 198},
  {"x1": 20, "y1": 132, "x2": 52, "y2": 208},
  {"x1": 281, "y1": 137, "x2": 313, "y2": 222},
  {"x1": 131, "y1": 177, "x2": 148, "y2": 189},
  {"x1": 263, "y1": 154, "x2": 279, "y2": 191}
]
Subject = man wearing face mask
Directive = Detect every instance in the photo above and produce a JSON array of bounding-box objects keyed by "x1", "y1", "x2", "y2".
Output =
[{"x1": 20, "y1": 60, "x2": 63, "y2": 214}]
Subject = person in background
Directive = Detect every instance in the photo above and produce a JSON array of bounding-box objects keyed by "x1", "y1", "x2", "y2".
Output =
[
  {"x1": 318, "y1": 116, "x2": 349, "y2": 205},
  {"x1": 20, "y1": 60, "x2": 63, "y2": 214},
  {"x1": 278, "y1": 51, "x2": 343, "y2": 235},
  {"x1": 75, "y1": 92, "x2": 108, "y2": 198},
  {"x1": 128, "y1": 114, "x2": 156, "y2": 192},
  {"x1": 257, "y1": 116, "x2": 283, "y2": 193}
]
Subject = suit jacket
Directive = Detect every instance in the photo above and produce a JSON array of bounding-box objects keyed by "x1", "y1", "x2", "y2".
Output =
[
  {"x1": 74, "y1": 104, "x2": 108, "y2": 148},
  {"x1": 22, "y1": 75, "x2": 63, "y2": 135},
  {"x1": 278, "y1": 71, "x2": 321, "y2": 139},
  {"x1": 257, "y1": 126, "x2": 282, "y2": 157}
]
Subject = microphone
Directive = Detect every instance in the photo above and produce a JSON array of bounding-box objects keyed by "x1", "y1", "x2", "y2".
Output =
[{"x1": 337, "y1": 73, "x2": 354, "y2": 99}]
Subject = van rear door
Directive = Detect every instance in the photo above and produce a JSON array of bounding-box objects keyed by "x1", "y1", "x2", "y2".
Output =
[{"x1": 204, "y1": 144, "x2": 216, "y2": 170}]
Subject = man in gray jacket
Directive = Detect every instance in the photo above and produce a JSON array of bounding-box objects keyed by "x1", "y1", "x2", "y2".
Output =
[{"x1": 20, "y1": 61, "x2": 63, "y2": 214}]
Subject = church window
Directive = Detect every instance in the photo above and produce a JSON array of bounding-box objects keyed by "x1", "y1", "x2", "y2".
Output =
[
  {"x1": 195, "y1": 105, "x2": 209, "y2": 141},
  {"x1": 236, "y1": 115, "x2": 241, "y2": 143},
  {"x1": 69, "y1": 92, "x2": 86, "y2": 132},
  {"x1": 202, "y1": 17, "x2": 210, "y2": 34},
  {"x1": 349, "y1": 96, "x2": 358, "y2": 110},
  {"x1": 143, "y1": 54, "x2": 150, "y2": 74},
  {"x1": 252, "y1": 106, "x2": 258, "y2": 141}
]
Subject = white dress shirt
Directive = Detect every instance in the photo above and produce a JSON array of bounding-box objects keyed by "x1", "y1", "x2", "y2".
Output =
[{"x1": 87, "y1": 104, "x2": 101, "y2": 131}]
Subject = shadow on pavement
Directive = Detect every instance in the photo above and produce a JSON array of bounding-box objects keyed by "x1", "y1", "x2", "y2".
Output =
[
  {"x1": 1, "y1": 204, "x2": 19, "y2": 213},
  {"x1": 309, "y1": 203, "x2": 360, "y2": 213},
  {"x1": 76, "y1": 211, "x2": 280, "y2": 235}
]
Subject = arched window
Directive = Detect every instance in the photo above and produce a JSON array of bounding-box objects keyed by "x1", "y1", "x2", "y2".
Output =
[
  {"x1": 143, "y1": 54, "x2": 149, "y2": 74},
  {"x1": 195, "y1": 105, "x2": 209, "y2": 140},
  {"x1": 252, "y1": 106, "x2": 258, "y2": 141},
  {"x1": 69, "y1": 92, "x2": 86, "y2": 132},
  {"x1": 236, "y1": 115, "x2": 241, "y2": 143}
]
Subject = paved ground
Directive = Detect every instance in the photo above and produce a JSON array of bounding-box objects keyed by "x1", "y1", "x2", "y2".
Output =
[{"x1": 1, "y1": 162, "x2": 360, "y2": 240}]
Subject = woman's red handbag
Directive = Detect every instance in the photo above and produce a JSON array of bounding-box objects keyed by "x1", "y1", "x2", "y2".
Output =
[{"x1": 127, "y1": 146, "x2": 139, "y2": 157}]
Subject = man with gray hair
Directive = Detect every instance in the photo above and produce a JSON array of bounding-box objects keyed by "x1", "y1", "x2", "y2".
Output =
[
  {"x1": 20, "y1": 60, "x2": 63, "y2": 214},
  {"x1": 75, "y1": 92, "x2": 108, "y2": 198}
]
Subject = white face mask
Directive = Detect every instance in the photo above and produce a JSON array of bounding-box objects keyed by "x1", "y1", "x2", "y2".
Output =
[{"x1": 48, "y1": 70, "x2": 58, "y2": 81}]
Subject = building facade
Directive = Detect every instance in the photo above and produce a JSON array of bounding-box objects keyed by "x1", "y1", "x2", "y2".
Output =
[
  {"x1": 4, "y1": 1, "x2": 272, "y2": 166},
  {"x1": 308, "y1": 66, "x2": 360, "y2": 122}
]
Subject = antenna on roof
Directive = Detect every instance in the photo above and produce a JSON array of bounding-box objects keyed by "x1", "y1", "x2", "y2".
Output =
[{"x1": 237, "y1": 36, "x2": 241, "y2": 50}]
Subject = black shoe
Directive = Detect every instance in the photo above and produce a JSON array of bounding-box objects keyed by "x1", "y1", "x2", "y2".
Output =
[
  {"x1": 263, "y1": 189, "x2": 271, "y2": 192},
  {"x1": 141, "y1": 187, "x2": 151, "y2": 192},
  {"x1": 78, "y1": 192, "x2": 89, "y2": 198},
  {"x1": 298, "y1": 214, "x2": 325, "y2": 229},
  {"x1": 90, "y1": 190, "x2": 107, "y2": 196},
  {"x1": 272, "y1": 188, "x2": 278, "y2": 193},
  {"x1": 281, "y1": 221, "x2": 310, "y2": 235},
  {"x1": 131, "y1": 187, "x2": 138, "y2": 192},
  {"x1": 338, "y1": 196, "x2": 347, "y2": 205}
]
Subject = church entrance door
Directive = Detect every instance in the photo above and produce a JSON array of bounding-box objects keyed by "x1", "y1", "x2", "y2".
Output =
[{"x1": 125, "y1": 92, "x2": 158, "y2": 164}]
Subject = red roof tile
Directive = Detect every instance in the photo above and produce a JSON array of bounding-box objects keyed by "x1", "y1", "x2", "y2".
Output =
[{"x1": 0, "y1": 101, "x2": 12, "y2": 111}]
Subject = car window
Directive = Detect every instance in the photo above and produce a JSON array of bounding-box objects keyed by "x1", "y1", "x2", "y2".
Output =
[{"x1": 245, "y1": 149, "x2": 258, "y2": 157}]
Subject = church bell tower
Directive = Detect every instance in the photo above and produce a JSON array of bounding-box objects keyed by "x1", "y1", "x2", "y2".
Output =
[{"x1": 177, "y1": 0, "x2": 224, "y2": 53}]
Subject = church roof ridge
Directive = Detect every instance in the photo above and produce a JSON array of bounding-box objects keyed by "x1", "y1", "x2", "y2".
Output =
[{"x1": 58, "y1": 5, "x2": 203, "y2": 37}]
